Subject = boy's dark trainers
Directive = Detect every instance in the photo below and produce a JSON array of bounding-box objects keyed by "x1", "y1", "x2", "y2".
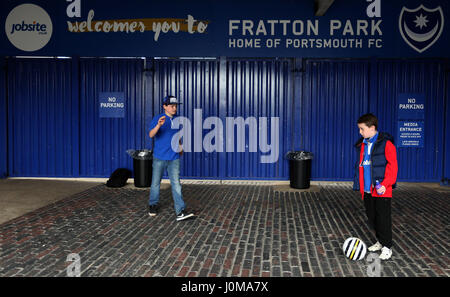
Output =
[
  {"x1": 148, "y1": 205, "x2": 158, "y2": 217},
  {"x1": 176, "y1": 211, "x2": 195, "y2": 221}
]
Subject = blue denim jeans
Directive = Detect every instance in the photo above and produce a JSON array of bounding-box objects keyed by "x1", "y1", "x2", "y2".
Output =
[{"x1": 149, "y1": 158, "x2": 185, "y2": 214}]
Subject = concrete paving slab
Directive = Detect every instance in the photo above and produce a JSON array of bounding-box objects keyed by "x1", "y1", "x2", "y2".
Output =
[{"x1": 0, "y1": 179, "x2": 100, "y2": 224}]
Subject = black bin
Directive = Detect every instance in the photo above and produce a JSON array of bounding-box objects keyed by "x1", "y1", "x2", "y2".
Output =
[
  {"x1": 286, "y1": 151, "x2": 313, "y2": 189},
  {"x1": 127, "y1": 149, "x2": 153, "y2": 188}
]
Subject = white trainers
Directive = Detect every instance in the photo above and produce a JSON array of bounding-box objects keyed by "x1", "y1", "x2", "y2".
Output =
[
  {"x1": 368, "y1": 241, "x2": 383, "y2": 252},
  {"x1": 379, "y1": 247, "x2": 392, "y2": 260}
]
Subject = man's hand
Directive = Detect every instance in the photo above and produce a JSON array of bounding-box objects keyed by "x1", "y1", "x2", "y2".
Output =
[
  {"x1": 179, "y1": 140, "x2": 183, "y2": 156},
  {"x1": 149, "y1": 116, "x2": 166, "y2": 138},
  {"x1": 158, "y1": 116, "x2": 166, "y2": 127}
]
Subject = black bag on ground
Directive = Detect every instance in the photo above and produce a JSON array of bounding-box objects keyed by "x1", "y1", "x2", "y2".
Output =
[{"x1": 106, "y1": 168, "x2": 132, "y2": 188}]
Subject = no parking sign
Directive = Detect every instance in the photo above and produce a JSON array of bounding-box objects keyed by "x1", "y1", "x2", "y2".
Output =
[{"x1": 99, "y1": 92, "x2": 125, "y2": 118}]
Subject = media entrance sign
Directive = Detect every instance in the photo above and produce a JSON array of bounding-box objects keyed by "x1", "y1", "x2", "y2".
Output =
[{"x1": 397, "y1": 93, "x2": 425, "y2": 148}]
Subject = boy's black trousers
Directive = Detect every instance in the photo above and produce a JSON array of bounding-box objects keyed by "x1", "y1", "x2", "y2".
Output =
[{"x1": 364, "y1": 193, "x2": 392, "y2": 248}]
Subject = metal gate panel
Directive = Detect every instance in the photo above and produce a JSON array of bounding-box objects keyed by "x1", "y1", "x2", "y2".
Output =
[
  {"x1": 7, "y1": 58, "x2": 76, "y2": 177},
  {"x1": 0, "y1": 57, "x2": 6, "y2": 178},
  {"x1": 303, "y1": 59, "x2": 370, "y2": 180},
  {"x1": 79, "y1": 58, "x2": 145, "y2": 177},
  {"x1": 153, "y1": 58, "x2": 292, "y2": 179},
  {"x1": 374, "y1": 60, "x2": 446, "y2": 182},
  {"x1": 153, "y1": 59, "x2": 220, "y2": 178},
  {"x1": 224, "y1": 59, "x2": 293, "y2": 179},
  {"x1": 445, "y1": 63, "x2": 450, "y2": 184}
]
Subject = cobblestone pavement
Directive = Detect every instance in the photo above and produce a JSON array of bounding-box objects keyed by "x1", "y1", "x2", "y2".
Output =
[{"x1": 0, "y1": 182, "x2": 448, "y2": 277}]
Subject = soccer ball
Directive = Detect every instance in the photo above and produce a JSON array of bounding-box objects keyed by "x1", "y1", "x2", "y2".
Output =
[{"x1": 342, "y1": 237, "x2": 367, "y2": 261}]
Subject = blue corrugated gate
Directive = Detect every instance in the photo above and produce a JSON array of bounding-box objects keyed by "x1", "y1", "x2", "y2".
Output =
[
  {"x1": 79, "y1": 58, "x2": 145, "y2": 177},
  {"x1": 3, "y1": 57, "x2": 449, "y2": 182},
  {"x1": 302, "y1": 59, "x2": 370, "y2": 180},
  {"x1": 6, "y1": 58, "x2": 76, "y2": 177},
  {"x1": 445, "y1": 62, "x2": 450, "y2": 184},
  {"x1": 301, "y1": 59, "x2": 447, "y2": 182},
  {"x1": 151, "y1": 58, "x2": 293, "y2": 179},
  {"x1": 223, "y1": 59, "x2": 293, "y2": 179},
  {"x1": 0, "y1": 57, "x2": 7, "y2": 178},
  {"x1": 152, "y1": 58, "x2": 222, "y2": 179},
  {"x1": 372, "y1": 60, "x2": 446, "y2": 182}
]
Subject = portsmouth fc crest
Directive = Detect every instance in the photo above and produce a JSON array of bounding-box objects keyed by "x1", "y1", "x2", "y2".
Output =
[{"x1": 399, "y1": 5, "x2": 444, "y2": 53}]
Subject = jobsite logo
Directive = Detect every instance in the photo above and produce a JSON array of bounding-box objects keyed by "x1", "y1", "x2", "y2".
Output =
[{"x1": 5, "y1": 3, "x2": 53, "y2": 52}]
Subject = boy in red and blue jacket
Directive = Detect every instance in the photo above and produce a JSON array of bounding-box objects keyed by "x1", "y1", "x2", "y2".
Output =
[{"x1": 353, "y1": 113, "x2": 398, "y2": 260}]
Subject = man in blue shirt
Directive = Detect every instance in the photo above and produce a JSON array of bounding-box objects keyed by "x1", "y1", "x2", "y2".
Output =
[{"x1": 148, "y1": 96, "x2": 194, "y2": 221}]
